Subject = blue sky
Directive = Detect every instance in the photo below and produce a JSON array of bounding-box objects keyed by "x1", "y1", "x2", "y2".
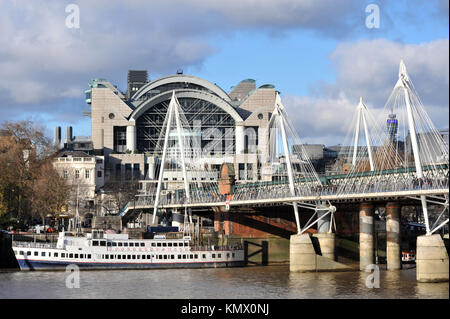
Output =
[{"x1": 0, "y1": 0, "x2": 448, "y2": 145}]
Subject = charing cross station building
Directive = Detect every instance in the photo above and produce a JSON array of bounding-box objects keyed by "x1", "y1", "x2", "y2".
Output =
[{"x1": 54, "y1": 70, "x2": 283, "y2": 217}]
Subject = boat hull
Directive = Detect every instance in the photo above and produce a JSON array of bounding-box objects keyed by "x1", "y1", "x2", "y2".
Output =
[{"x1": 17, "y1": 258, "x2": 246, "y2": 271}]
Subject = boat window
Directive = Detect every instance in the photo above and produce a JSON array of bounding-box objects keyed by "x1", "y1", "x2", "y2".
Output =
[
  {"x1": 212, "y1": 254, "x2": 216, "y2": 258},
  {"x1": 54, "y1": 253, "x2": 59, "y2": 258},
  {"x1": 62, "y1": 253, "x2": 66, "y2": 258},
  {"x1": 112, "y1": 242, "x2": 117, "y2": 247},
  {"x1": 137, "y1": 255, "x2": 141, "y2": 259},
  {"x1": 168, "y1": 243, "x2": 172, "y2": 247},
  {"x1": 42, "y1": 252, "x2": 46, "y2": 257},
  {"x1": 132, "y1": 255, "x2": 136, "y2": 260},
  {"x1": 194, "y1": 254, "x2": 198, "y2": 259},
  {"x1": 147, "y1": 255, "x2": 151, "y2": 259},
  {"x1": 87, "y1": 254, "x2": 91, "y2": 259},
  {"x1": 34, "y1": 251, "x2": 38, "y2": 256},
  {"x1": 20, "y1": 251, "x2": 24, "y2": 255},
  {"x1": 162, "y1": 243, "x2": 167, "y2": 247},
  {"x1": 79, "y1": 254, "x2": 83, "y2": 258},
  {"x1": 157, "y1": 243, "x2": 161, "y2": 247},
  {"x1": 202, "y1": 254, "x2": 206, "y2": 259},
  {"x1": 226, "y1": 253, "x2": 230, "y2": 258},
  {"x1": 75, "y1": 254, "x2": 79, "y2": 258},
  {"x1": 232, "y1": 253, "x2": 235, "y2": 258},
  {"x1": 127, "y1": 255, "x2": 131, "y2": 259},
  {"x1": 93, "y1": 240, "x2": 99, "y2": 246},
  {"x1": 171, "y1": 255, "x2": 175, "y2": 259},
  {"x1": 140, "y1": 243, "x2": 145, "y2": 247},
  {"x1": 118, "y1": 242, "x2": 123, "y2": 247},
  {"x1": 184, "y1": 242, "x2": 189, "y2": 247},
  {"x1": 107, "y1": 242, "x2": 112, "y2": 247},
  {"x1": 124, "y1": 243, "x2": 128, "y2": 247},
  {"x1": 69, "y1": 253, "x2": 73, "y2": 258},
  {"x1": 118, "y1": 255, "x2": 121, "y2": 260},
  {"x1": 182, "y1": 255, "x2": 186, "y2": 259},
  {"x1": 105, "y1": 254, "x2": 109, "y2": 259},
  {"x1": 189, "y1": 254, "x2": 193, "y2": 259},
  {"x1": 151, "y1": 243, "x2": 156, "y2": 247},
  {"x1": 100, "y1": 241, "x2": 106, "y2": 247},
  {"x1": 27, "y1": 251, "x2": 31, "y2": 256},
  {"x1": 218, "y1": 254, "x2": 221, "y2": 258},
  {"x1": 142, "y1": 255, "x2": 146, "y2": 260},
  {"x1": 173, "y1": 243, "x2": 178, "y2": 247},
  {"x1": 129, "y1": 243, "x2": 134, "y2": 247},
  {"x1": 110, "y1": 254, "x2": 114, "y2": 259},
  {"x1": 164, "y1": 255, "x2": 167, "y2": 260},
  {"x1": 178, "y1": 255, "x2": 182, "y2": 259},
  {"x1": 134, "y1": 243, "x2": 139, "y2": 247}
]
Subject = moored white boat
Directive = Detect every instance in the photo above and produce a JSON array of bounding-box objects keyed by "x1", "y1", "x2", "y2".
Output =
[{"x1": 12, "y1": 230, "x2": 245, "y2": 270}]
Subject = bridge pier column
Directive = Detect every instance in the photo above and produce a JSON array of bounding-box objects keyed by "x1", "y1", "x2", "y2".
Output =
[
  {"x1": 386, "y1": 202, "x2": 401, "y2": 270},
  {"x1": 312, "y1": 210, "x2": 335, "y2": 261},
  {"x1": 359, "y1": 203, "x2": 374, "y2": 270},
  {"x1": 416, "y1": 234, "x2": 449, "y2": 282},
  {"x1": 290, "y1": 234, "x2": 317, "y2": 272}
]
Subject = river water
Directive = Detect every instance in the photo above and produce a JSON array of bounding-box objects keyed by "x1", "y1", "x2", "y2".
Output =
[{"x1": 0, "y1": 265, "x2": 448, "y2": 299}]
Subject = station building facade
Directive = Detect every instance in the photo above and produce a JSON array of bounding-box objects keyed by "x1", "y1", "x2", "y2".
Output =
[{"x1": 82, "y1": 71, "x2": 279, "y2": 194}]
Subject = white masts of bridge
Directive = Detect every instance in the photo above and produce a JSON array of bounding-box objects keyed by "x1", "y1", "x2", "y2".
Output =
[
  {"x1": 152, "y1": 91, "x2": 192, "y2": 225},
  {"x1": 352, "y1": 97, "x2": 374, "y2": 171},
  {"x1": 395, "y1": 59, "x2": 430, "y2": 234},
  {"x1": 272, "y1": 93, "x2": 302, "y2": 234}
]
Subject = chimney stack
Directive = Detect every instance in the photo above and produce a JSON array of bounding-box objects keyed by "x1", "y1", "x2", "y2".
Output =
[
  {"x1": 54, "y1": 126, "x2": 61, "y2": 149},
  {"x1": 66, "y1": 126, "x2": 73, "y2": 142}
]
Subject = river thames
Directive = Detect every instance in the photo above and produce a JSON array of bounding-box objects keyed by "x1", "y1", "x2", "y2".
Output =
[{"x1": 0, "y1": 264, "x2": 448, "y2": 299}]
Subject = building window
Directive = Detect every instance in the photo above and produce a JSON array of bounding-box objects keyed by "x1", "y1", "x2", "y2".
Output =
[
  {"x1": 63, "y1": 170, "x2": 68, "y2": 179},
  {"x1": 247, "y1": 163, "x2": 253, "y2": 180},
  {"x1": 238, "y1": 163, "x2": 245, "y2": 180},
  {"x1": 97, "y1": 171, "x2": 102, "y2": 178},
  {"x1": 85, "y1": 170, "x2": 90, "y2": 179},
  {"x1": 113, "y1": 126, "x2": 127, "y2": 153},
  {"x1": 75, "y1": 170, "x2": 80, "y2": 179}
]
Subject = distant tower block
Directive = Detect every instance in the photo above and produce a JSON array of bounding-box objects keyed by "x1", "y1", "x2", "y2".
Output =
[
  {"x1": 387, "y1": 113, "x2": 398, "y2": 143},
  {"x1": 127, "y1": 70, "x2": 148, "y2": 99}
]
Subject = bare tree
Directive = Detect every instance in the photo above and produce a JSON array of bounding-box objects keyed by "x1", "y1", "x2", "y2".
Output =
[
  {"x1": 0, "y1": 120, "x2": 67, "y2": 227},
  {"x1": 102, "y1": 176, "x2": 139, "y2": 215}
]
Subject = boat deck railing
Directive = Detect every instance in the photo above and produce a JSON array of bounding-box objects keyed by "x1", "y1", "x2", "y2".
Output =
[
  {"x1": 12, "y1": 241, "x2": 58, "y2": 249},
  {"x1": 190, "y1": 244, "x2": 244, "y2": 252}
]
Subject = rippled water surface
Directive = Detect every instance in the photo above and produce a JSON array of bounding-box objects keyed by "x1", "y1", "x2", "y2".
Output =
[{"x1": 0, "y1": 265, "x2": 448, "y2": 299}]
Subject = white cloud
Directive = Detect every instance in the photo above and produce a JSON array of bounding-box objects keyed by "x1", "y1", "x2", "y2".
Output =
[{"x1": 284, "y1": 38, "x2": 449, "y2": 145}]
